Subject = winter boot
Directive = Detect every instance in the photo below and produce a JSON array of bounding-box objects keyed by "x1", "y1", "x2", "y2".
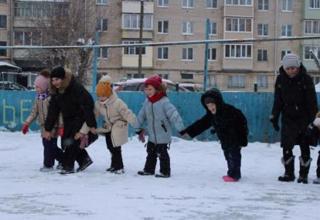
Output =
[
  {"x1": 223, "y1": 175, "x2": 238, "y2": 182},
  {"x1": 60, "y1": 168, "x2": 75, "y2": 175},
  {"x1": 313, "y1": 178, "x2": 320, "y2": 184},
  {"x1": 106, "y1": 167, "x2": 115, "y2": 172},
  {"x1": 137, "y1": 170, "x2": 154, "y2": 176},
  {"x1": 278, "y1": 156, "x2": 295, "y2": 182},
  {"x1": 112, "y1": 169, "x2": 125, "y2": 174},
  {"x1": 297, "y1": 157, "x2": 312, "y2": 184},
  {"x1": 39, "y1": 166, "x2": 54, "y2": 172},
  {"x1": 155, "y1": 173, "x2": 170, "y2": 178},
  {"x1": 56, "y1": 163, "x2": 63, "y2": 170},
  {"x1": 76, "y1": 156, "x2": 93, "y2": 172}
]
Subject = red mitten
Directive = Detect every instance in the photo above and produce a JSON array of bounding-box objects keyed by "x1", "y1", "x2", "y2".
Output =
[
  {"x1": 58, "y1": 127, "x2": 64, "y2": 137},
  {"x1": 21, "y1": 124, "x2": 29, "y2": 135},
  {"x1": 138, "y1": 130, "x2": 145, "y2": 143}
]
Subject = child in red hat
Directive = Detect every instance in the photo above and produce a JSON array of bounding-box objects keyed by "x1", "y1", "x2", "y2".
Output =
[{"x1": 136, "y1": 75, "x2": 184, "y2": 178}]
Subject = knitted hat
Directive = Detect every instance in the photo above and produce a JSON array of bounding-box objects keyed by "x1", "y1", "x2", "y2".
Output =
[
  {"x1": 282, "y1": 53, "x2": 301, "y2": 69},
  {"x1": 34, "y1": 75, "x2": 49, "y2": 91},
  {"x1": 50, "y1": 66, "x2": 66, "y2": 79},
  {"x1": 96, "y1": 75, "x2": 112, "y2": 97},
  {"x1": 145, "y1": 75, "x2": 162, "y2": 89}
]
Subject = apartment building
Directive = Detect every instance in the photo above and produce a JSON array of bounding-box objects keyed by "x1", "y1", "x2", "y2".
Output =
[{"x1": 0, "y1": 0, "x2": 318, "y2": 91}]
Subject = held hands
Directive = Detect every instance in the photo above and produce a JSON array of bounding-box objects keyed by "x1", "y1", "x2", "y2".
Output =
[
  {"x1": 136, "y1": 129, "x2": 145, "y2": 143},
  {"x1": 74, "y1": 132, "x2": 89, "y2": 149},
  {"x1": 21, "y1": 124, "x2": 29, "y2": 135},
  {"x1": 269, "y1": 115, "x2": 280, "y2": 132},
  {"x1": 58, "y1": 127, "x2": 64, "y2": 137},
  {"x1": 43, "y1": 131, "x2": 52, "y2": 140}
]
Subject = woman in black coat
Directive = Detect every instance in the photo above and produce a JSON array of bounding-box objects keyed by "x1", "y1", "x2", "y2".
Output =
[
  {"x1": 180, "y1": 89, "x2": 248, "y2": 182},
  {"x1": 270, "y1": 53, "x2": 318, "y2": 183},
  {"x1": 44, "y1": 66, "x2": 97, "y2": 174}
]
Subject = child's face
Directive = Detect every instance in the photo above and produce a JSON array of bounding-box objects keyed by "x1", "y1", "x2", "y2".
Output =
[
  {"x1": 206, "y1": 103, "x2": 217, "y2": 114},
  {"x1": 144, "y1": 85, "x2": 156, "y2": 97},
  {"x1": 99, "y1": 96, "x2": 108, "y2": 102},
  {"x1": 35, "y1": 85, "x2": 44, "y2": 93},
  {"x1": 51, "y1": 77, "x2": 63, "y2": 89}
]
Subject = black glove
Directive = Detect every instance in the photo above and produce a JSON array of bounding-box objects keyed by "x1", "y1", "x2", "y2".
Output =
[{"x1": 269, "y1": 115, "x2": 280, "y2": 132}]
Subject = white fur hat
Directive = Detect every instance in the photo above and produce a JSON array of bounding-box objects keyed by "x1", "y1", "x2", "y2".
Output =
[{"x1": 99, "y1": 75, "x2": 112, "y2": 83}]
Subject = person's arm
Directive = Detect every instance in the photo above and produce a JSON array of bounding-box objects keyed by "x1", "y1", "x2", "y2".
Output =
[
  {"x1": 163, "y1": 100, "x2": 184, "y2": 132},
  {"x1": 44, "y1": 95, "x2": 60, "y2": 132},
  {"x1": 136, "y1": 100, "x2": 147, "y2": 130},
  {"x1": 117, "y1": 99, "x2": 138, "y2": 128},
  {"x1": 305, "y1": 76, "x2": 318, "y2": 123},
  {"x1": 181, "y1": 114, "x2": 212, "y2": 138},
  {"x1": 77, "y1": 85, "x2": 97, "y2": 128},
  {"x1": 271, "y1": 76, "x2": 283, "y2": 121},
  {"x1": 25, "y1": 100, "x2": 38, "y2": 125}
]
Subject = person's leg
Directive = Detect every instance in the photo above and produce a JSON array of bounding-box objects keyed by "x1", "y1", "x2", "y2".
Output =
[
  {"x1": 61, "y1": 138, "x2": 80, "y2": 174},
  {"x1": 278, "y1": 146, "x2": 295, "y2": 182},
  {"x1": 157, "y1": 144, "x2": 170, "y2": 177},
  {"x1": 113, "y1": 147, "x2": 124, "y2": 170},
  {"x1": 42, "y1": 138, "x2": 56, "y2": 168},
  {"x1": 228, "y1": 147, "x2": 242, "y2": 180},
  {"x1": 105, "y1": 133, "x2": 116, "y2": 171},
  {"x1": 317, "y1": 151, "x2": 320, "y2": 178},
  {"x1": 297, "y1": 138, "x2": 312, "y2": 184},
  {"x1": 138, "y1": 142, "x2": 157, "y2": 175}
]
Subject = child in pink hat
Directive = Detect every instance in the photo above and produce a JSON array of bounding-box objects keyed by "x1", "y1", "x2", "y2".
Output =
[{"x1": 22, "y1": 69, "x2": 63, "y2": 172}]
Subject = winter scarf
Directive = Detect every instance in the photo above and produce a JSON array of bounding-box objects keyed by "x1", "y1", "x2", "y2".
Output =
[
  {"x1": 37, "y1": 92, "x2": 49, "y2": 100},
  {"x1": 148, "y1": 92, "x2": 165, "y2": 103}
]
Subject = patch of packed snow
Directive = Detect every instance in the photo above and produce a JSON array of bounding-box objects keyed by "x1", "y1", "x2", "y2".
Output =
[{"x1": 0, "y1": 132, "x2": 320, "y2": 220}]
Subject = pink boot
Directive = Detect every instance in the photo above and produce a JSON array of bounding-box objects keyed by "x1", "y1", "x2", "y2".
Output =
[{"x1": 222, "y1": 175, "x2": 238, "y2": 182}]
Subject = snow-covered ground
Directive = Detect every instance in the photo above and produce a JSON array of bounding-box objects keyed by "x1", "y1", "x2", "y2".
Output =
[{"x1": 1, "y1": 132, "x2": 320, "y2": 220}]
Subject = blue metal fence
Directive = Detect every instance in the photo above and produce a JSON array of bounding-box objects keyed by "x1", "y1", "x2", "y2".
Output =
[{"x1": 1, "y1": 91, "x2": 314, "y2": 143}]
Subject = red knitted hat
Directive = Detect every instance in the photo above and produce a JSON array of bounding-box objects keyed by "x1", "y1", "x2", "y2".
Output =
[{"x1": 145, "y1": 75, "x2": 162, "y2": 89}]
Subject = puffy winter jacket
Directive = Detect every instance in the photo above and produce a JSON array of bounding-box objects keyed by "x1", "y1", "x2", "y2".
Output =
[{"x1": 136, "y1": 96, "x2": 184, "y2": 144}]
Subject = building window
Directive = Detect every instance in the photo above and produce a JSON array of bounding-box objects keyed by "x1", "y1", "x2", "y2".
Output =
[
  {"x1": 225, "y1": 0, "x2": 252, "y2": 6},
  {"x1": 158, "y1": 0, "x2": 169, "y2": 7},
  {"x1": 257, "y1": 24, "x2": 268, "y2": 36},
  {"x1": 0, "y1": 0, "x2": 6, "y2": 3},
  {"x1": 304, "y1": 20, "x2": 320, "y2": 34},
  {"x1": 182, "y1": 21, "x2": 193, "y2": 35},
  {"x1": 158, "y1": 73, "x2": 169, "y2": 79},
  {"x1": 123, "y1": 41, "x2": 146, "y2": 55},
  {"x1": 182, "y1": 48, "x2": 193, "y2": 60},
  {"x1": 14, "y1": 1, "x2": 68, "y2": 17},
  {"x1": 182, "y1": 0, "x2": 194, "y2": 8},
  {"x1": 281, "y1": 50, "x2": 291, "y2": 59},
  {"x1": 281, "y1": 24, "x2": 292, "y2": 36},
  {"x1": 158, "y1": 20, "x2": 168, "y2": 34},
  {"x1": 0, "y1": 15, "x2": 6, "y2": 28},
  {"x1": 96, "y1": 18, "x2": 108, "y2": 32},
  {"x1": 282, "y1": 0, "x2": 293, "y2": 11},
  {"x1": 228, "y1": 75, "x2": 246, "y2": 88},
  {"x1": 225, "y1": 44, "x2": 252, "y2": 58},
  {"x1": 209, "y1": 21, "x2": 217, "y2": 35},
  {"x1": 158, "y1": 47, "x2": 169, "y2": 59},
  {"x1": 226, "y1": 17, "x2": 252, "y2": 32},
  {"x1": 258, "y1": 0, "x2": 269, "y2": 10},
  {"x1": 257, "y1": 75, "x2": 268, "y2": 89},
  {"x1": 98, "y1": 48, "x2": 108, "y2": 58},
  {"x1": 304, "y1": 46, "x2": 320, "y2": 60},
  {"x1": 181, "y1": 73, "x2": 194, "y2": 79},
  {"x1": 0, "y1": 41, "x2": 7, "y2": 56},
  {"x1": 96, "y1": 0, "x2": 108, "y2": 5},
  {"x1": 127, "y1": 73, "x2": 145, "y2": 79},
  {"x1": 257, "y1": 49, "x2": 268, "y2": 61},
  {"x1": 208, "y1": 48, "x2": 217, "y2": 61},
  {"x1": 310, "y1": 0, "x2": 320, "y2": 8},
  {"x1": 14, "y1": 31, "x2": 41, "y2": 45},
  {"x1": 206, "y1": 0, "x2": 217, "y2": 8},
  {"x1": 122, "y1": 14, "x2": 153, "y2": 30}
]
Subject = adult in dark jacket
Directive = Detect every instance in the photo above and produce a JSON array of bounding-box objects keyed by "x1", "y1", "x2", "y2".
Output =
[
  {"x1": 180, "y1": 89, "x2": 248, "y2": 182},
  {"x1": 44, "y1": 66, "x2": 97, "y2": 174},
  {"x1": 270, "y1": 53, "x2": 318, "y2": 184}
]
